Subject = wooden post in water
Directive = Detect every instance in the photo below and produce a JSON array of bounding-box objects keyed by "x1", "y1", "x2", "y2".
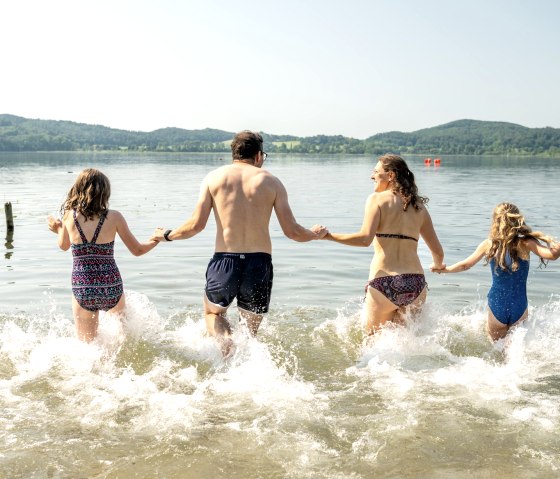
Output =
[
  {"x1": 5, "y1": 202, "x2": 14, "y2": 232},
  {"x1": 4, "y1": 202, "x2": 14, "y2": 256}
]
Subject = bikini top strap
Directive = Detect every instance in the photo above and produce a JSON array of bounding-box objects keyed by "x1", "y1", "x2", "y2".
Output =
[
  {"x1": 73, "y1": 209, "x2": 89, "y2": 244},
  {"x1": 90, "y1": 211, "x2": 108, "y2": 244},
  {"x1": 376, "y1": 233, "x2": 418, "y2": 242}
]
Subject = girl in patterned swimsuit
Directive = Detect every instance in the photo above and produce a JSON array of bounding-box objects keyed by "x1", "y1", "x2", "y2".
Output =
[
  {"x1": 434, "y1": 203, "x2": 560, "y2": 341},
  {"x1": 47, "y1": 168, "x2": 158, "y2": 342},
  {"x1": 323, "y1": 154, "x2": 445, "y2": 335}
]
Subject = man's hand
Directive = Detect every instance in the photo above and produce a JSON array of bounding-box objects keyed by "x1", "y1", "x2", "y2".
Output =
[
  {"x1": 310, "y1": 224, "x2": 328, "y2": 239},
  {"x1": 151, "y1": 227, "x2": 166, "y2": 242}
]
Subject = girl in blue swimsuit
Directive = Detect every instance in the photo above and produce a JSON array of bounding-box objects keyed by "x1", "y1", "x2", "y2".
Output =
[
  {"x1": 435, "y1": 202, "x2": 559, "y2": 341},
  {"x1": 48, "y1": 169, "x2": 158, "y2": 342}
]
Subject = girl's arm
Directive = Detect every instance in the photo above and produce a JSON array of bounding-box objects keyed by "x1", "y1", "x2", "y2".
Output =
[
  {"x1": 436, "y1": 239, "x2": 489, "y2": 273},
  {"x1": 47, "y1": 214, "x2": 71, "y2": 251},
  {"x1": 324, "y1": 193, "x2": 379, "y2": 247},
  {"x1": 523, "y1": 238, "x2": 560, "y2": 260},
  {"x1": 114, "y1": 211, "x2": 158, "y2": 256},
  {"x1": 420, "y1": 209, "x2": 445, "y2": 270}
]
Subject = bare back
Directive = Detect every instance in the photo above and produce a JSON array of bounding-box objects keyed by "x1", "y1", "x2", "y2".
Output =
[
  {"x1": 369, "y1": 191, "x2": 428, "y2": 278},
  {"x1": 207, "y1": 163, "x2": 278, "y2": 253}
]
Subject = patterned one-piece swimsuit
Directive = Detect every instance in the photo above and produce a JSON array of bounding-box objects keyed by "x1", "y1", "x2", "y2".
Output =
[{"x1": 71, "y1": 210, "x2": 123, "y2": 312}]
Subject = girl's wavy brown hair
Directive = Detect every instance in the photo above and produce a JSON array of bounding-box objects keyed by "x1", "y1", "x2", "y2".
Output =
[
  {"x1": 487, "y1": 202, "x2": 552, "y2": 271},
  {"x1": 60, "y1": 168, "x2": 111, "y2": 221},
  {"x1": 378, "y1": 153, "x2": 428, "y2": 211}
]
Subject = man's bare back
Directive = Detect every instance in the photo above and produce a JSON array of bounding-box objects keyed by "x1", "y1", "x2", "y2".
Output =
[{"x1": 206, "y1": 162, "x2": 278, "y2": 253}]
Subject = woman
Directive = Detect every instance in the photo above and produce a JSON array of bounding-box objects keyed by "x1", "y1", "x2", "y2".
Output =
[
  {"x1": 434, "y1": 202, "x2": 559, "y2": 341},
  {"x1": 325, "y1": 154, "x2": 445, "y2": 334}
]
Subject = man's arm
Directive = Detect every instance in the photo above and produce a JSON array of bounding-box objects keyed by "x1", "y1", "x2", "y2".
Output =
[
  {"x1": 152, "y1": 176, "x2": 213, "y2": 242},
  {"x1": 273, "y1": 179, "x2": 323, "y2": 242}
]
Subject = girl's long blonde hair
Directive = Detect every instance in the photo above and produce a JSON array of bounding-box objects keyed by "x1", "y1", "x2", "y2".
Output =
[
  {"x1": 60, "y1": 168, "x2": 111, "y2": 221},
  {"x1": 487, "y1": 202, "x2": 552, "y2": 271}
]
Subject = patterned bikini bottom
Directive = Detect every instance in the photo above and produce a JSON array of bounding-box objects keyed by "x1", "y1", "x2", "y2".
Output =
[{"x1": 365, "y1": 273, "x2": 427, "y2": 307}]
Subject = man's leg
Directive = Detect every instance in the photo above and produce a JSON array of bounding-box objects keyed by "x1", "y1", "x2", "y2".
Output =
[
  {"x1": 203, "y1": 293, "x2": 234, "y2": 357},
  {"x1": 238, "y1": 307, "x2": 263, "y2": 337}
]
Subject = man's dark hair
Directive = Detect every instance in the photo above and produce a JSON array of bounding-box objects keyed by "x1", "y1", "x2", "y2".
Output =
[{"x1": 231, "y1": 131, "x2": 264, "y2": 162}]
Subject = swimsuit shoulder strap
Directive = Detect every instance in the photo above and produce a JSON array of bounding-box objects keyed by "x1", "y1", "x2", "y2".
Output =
[
  {"x1": 90, "y1": 211, "x2": 108, "y2": 244},
  {"x1": 73, "y1": 209, "x2": 89, "y2": 244},
  {"x1": 376, "y1": 233, "x2": 418, "y2": 242}
]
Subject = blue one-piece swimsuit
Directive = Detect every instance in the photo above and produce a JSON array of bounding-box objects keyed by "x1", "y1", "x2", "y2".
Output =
[{"x1": 487, "y1": 256, "x2": 529, "y2": 325}]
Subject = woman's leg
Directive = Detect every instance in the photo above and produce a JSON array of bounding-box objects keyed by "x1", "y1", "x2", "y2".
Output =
[
  {"x1": 71, "y1": 297, "x2": 99, "y2": 342},
  {"x1": 366, "y1": 284, "x2": 428, "y2": 334},
  {"x1": 365, "y1": 288, "x2": 399, "y2": 334}
]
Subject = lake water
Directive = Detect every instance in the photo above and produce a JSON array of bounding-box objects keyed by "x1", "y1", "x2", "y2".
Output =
[{"x1": 1, "y1": 152, "x2": 560, "y2": 478}]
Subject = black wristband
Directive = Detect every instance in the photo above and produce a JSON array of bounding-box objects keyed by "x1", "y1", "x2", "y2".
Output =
[{"x1": 163, "y1": 229, "x2": 173, "y2": 241}]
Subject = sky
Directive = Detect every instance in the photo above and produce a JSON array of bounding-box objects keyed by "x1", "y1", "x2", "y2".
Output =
[{"x1": 1, "y1": 0, "x2": 559, "y2": 139}]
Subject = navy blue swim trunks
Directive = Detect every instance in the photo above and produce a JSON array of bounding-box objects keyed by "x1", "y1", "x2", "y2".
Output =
[{"x1": 204, "y1": 252, "x2": 273, "y2": 314}]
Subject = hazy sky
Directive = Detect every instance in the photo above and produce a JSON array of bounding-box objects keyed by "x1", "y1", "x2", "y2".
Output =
[{"x1": 2, "y1": 0, "x2": 559, "y2": 138}]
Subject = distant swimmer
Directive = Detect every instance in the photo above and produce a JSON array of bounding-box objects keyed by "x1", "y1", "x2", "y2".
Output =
[
  {"x1": 321, "y1": 154, "x2": 445, "y2": 335},
  {"x1": 47, "y1": 168, "x2": 158, "y2": 342},
  {"x1": 433, "y1": 202, "x2": 560, "y2": 341},
  {"x1": 151, "y1": 131, "x2": 326, "y2": 357}
]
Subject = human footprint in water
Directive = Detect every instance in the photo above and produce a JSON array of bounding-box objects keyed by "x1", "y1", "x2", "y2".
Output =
[
  {"x1": 433, "y1": 202, "x2": 560, "y2": 341},
  {"x1": 48, "y1": 168, "x2": 158, "y2": 342}
]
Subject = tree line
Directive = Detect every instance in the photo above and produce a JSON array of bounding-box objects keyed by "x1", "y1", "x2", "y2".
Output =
[{"x1": 1, "y1": 115, "x2": 559, "y2": 156}]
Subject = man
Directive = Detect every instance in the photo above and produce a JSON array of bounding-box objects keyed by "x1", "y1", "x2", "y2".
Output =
[{"x1": 152, "y1": 130, "x2": 326, "y2": 355}]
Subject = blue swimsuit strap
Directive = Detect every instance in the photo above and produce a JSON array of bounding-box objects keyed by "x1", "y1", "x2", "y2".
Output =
[{"x1": 376, "y1": 233, "x2": 418, "y2": 242}]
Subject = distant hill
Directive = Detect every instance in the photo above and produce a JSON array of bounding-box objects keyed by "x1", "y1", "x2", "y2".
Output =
[{"x1": 0, "y1": 114, "x2": 559, "y2": 156}]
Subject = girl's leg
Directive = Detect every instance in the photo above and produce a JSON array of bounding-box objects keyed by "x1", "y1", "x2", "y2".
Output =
[
  {"x1": 487, "y1": 308, "x2": 528, "y2": 341},
  {"x1": 71, "y1": 297, "x2": 99, "y2": 342},
  {"x1": 108, "y1": 294, "x2": 126, "y2": 316}
]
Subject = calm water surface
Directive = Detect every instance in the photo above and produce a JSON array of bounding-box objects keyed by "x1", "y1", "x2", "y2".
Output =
[{"x1": 1, "y1": 152, "x2": 560, "y2": 478}]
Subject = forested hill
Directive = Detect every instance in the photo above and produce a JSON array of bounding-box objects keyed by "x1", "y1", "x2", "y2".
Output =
[{"x1": 1, "y1": 114, "x2": 559, "y2": 156}]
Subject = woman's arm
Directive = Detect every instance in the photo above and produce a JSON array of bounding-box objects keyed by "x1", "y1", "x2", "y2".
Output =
[
  {"x1": 420, "y1": 209, "x2": 445, "y2": 270},
  {"x1": 114, "y1": 211, "x2": 158, "y2": 256},
  {"x1": 325, "y1": 194, "x2": 379, "y2": 247},
  {"x1": 436, "y1": 239, "x2": 489, "y2": 273},
  {"x1": 523, "y1": 237, "x2": 560, "y2": 260}
]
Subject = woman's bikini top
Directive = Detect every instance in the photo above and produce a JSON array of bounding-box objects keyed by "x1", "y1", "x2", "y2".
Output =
[{"x1": 376, "y1": 233, "x2": 418, "y2": 242}]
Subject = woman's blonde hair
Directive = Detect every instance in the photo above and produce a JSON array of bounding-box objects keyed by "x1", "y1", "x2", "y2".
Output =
[
  {"x1": 487, "y1": 202, "x2": 552, "y2": 271},
  {"x1": 60, "y1": 168, "x2": 111, "y2": 220}
]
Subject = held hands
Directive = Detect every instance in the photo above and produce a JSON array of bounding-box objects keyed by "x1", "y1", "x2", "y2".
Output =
[
  {"x1": 150, "y1": 227, "x2": 166, "y2": 242},
  {"x1": 311, "y1": 224, "x2": 328, "y2": 239},
  {"x1": 430, "y1": 263, "x2": 447, "y2": 274},
  {"x1": 47, "y1": 215, "x2": 62, "y2": 234}
]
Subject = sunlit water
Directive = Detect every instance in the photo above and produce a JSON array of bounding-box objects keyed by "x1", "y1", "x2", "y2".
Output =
[{"x1": 1, "y1": 152, "x2": 560, "y2": 478}]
